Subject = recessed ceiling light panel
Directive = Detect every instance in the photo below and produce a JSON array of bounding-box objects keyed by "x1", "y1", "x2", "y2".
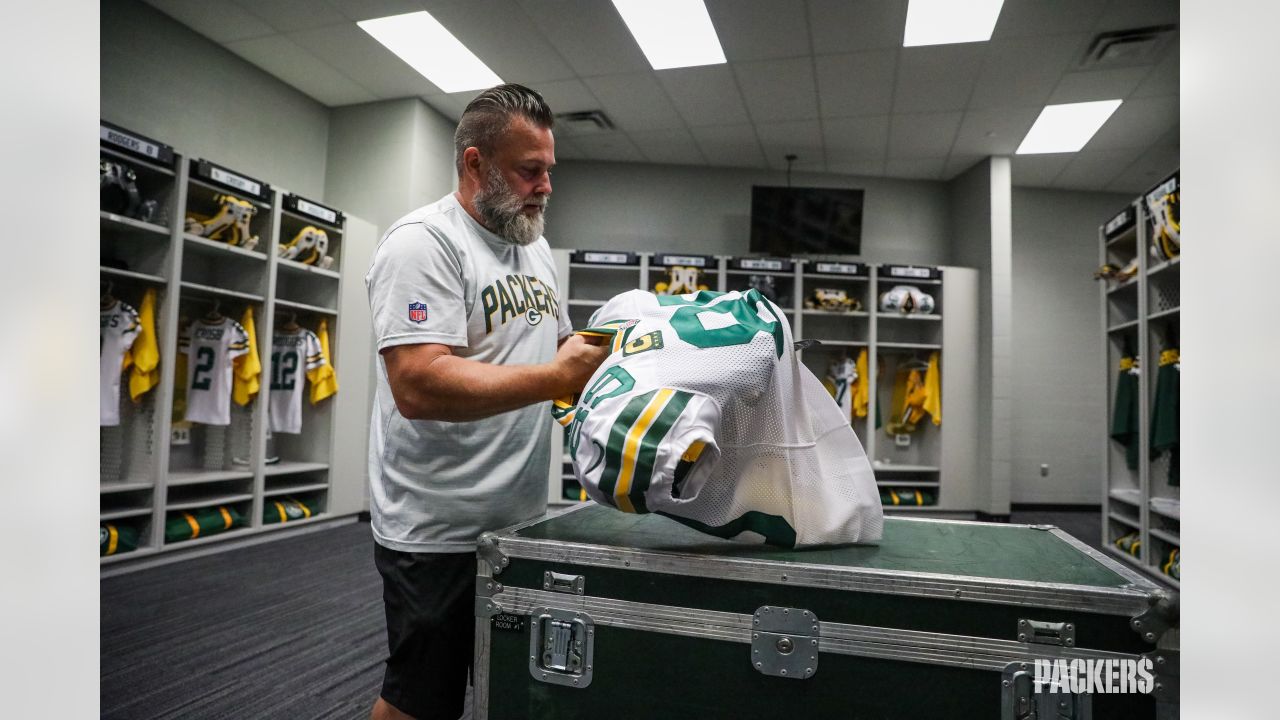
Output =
[
  {"x1": 612, "y1": 0, "x2": 726, "y2": 70},
  {"x1": 1016, "y1": 100, "x2": 1124, "y2": 154},
  {"x1": 358, "y1": 11, "x2": 502, "y2": 93},
  {"x1": 903, "y1": 0, "x2": 1005, "y2": 47}
]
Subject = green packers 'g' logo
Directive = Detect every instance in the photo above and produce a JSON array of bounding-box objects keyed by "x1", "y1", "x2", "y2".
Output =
[
  {"x1": 623, "y1": 330, "x2": 664, "y2": 356},
  {"x1": 525, "y1": 307, "x2": 543, "y2": 326}
]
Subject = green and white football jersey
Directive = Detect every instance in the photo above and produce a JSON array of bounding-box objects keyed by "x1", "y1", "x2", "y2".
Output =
[
  {"x1": 179, "y1": 317, "x2": 250, "y2": 426},
  {"x1": 268, "y1": 328, "x2": 326, "y2": 434},
  {"x1": 557, "y1": 289, "x2": 882, "y2": 548},
  {"x1": 100, "y1": 300, "x2": 140, "y2": 426}
]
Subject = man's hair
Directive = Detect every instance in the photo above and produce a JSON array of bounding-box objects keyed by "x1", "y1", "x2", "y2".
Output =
[{"x1": 454, "y1": 84, "x2": 554, "y2": 177}]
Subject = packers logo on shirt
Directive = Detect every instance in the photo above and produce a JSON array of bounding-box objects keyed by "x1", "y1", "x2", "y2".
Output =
[
  {"x1": 623, "y1": 331, "x2": 663, "y2": 356},
  {"x1": 480, "y1": 274, "x2": 561, "y2": 334}
]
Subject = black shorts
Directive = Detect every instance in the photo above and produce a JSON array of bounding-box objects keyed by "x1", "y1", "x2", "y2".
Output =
[{"x1": 374, "y1": 543, "x2": 475, "y2": 720}]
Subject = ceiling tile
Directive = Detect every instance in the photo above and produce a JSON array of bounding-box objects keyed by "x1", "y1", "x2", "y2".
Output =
[
  {"x1": 1130, "y1": 47, "x2": 1178, "y2": 99},
  {"x1": 1051, "y1": 147, "x2": 1144, "y2": 190},
  {"x1": 658, "y1": 65, "x2": 750, "y2": 127},
  {"x1": 582, "y1": 73, "x2": 685, "y2": 132},
  {"x1": 967, "y1": 34, "x2": 1088, "y2": 110},
  {"x1": 515, "y1": 0, "x2": 650, "y2": 77},
  {"x1": 690, "y1": 124, "x2": 766, "y2": 168},
  {"x1": 884, "y1": 157, "x2": 946, "y2": 180},
  {"x1": 1010, "y1": 154, "x2": 1073, "y2": 188},
  {"x1": 756, "y1": 120, "x2": 824, "y2": 170},
  {"x1": 287, "y1": 24, "x2": 442, "y2": 98},
  {"x1": 526, "y1": 79, "x2": 600, "y2": 115},
  {"x1": 991, "y1": 0, "x2": 1111, "y2": 39},
  {"x1": 627, "y1": 128, "x2": 708, "y2": 166},
  {"x1": 423, "y1": 0, "x2": 578, "y2": 84},
  {"x1": 943, "y1": 154, "x2": 985, "y2": 179},
  {"x1": 823, "y1": 115, "x2": 889, "y2": 158},
  {"x1": 1095, "y1": 0, "x2": 1179, "y2": 33},
  {"x1": 572, "y1": 132, "x2": 646, "y2": 162},
  {"x1": 1049, "y1": 67, "x2": 1150, "y2": 105},
  {"x1": 325, "y1": 0, "x2": 437, "y2": 23},
  {"x1": 1104, "y1": 144, "x2": 1179, "y2": 193},
  {"x1": 1083, "y1": 95, "x2": 1178, "y2": 151},
  {"x1": 734, "y1": 57, "x2": 819, "y2": 123},
  {"x1": 825, "y1": 157, "x2": 885, "y2": 177},
  {"x1": 893, "y1": 44, "x2": 985, "y2": 113},
  {"x1": 888, "y1": 112, "x2": 963, "y2": 158},
  {"x1": 952, "y1": 107, "x2": 1041, "y2": 156},
  {"x1": 706, "y1": 0, "x2": 810, "y2": 61},
  {"x1": 225, "y1": 35, "x2": 377, "y2": 106},
  {"x1": 815, "y1": 50, "x2": 896, "y2": 118},
  {"x1": 553, "y1": 136, "x2": 585, "y2": 161},
  {"x1": 145, "y1": 0, "x2": 276, "y2": 42},
  {"x1": 807, "y1": 0, "x2": 908, "y2": 54},
  {"x1": 236, "y1": 0, "x2": 347, "y2": 32}
]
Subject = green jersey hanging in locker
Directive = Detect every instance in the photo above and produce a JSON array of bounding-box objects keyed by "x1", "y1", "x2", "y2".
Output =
[
  {"x1": 1111, "y1": 353, "x2": 1140, "y2": 471},
  {"x1": 1150, "y1": 348, "x2": 1180, "y2": 486}
]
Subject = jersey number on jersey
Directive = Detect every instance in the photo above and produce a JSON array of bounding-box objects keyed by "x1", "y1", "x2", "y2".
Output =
[
  {"x1": 270, "y1": 351, "x2": 298, "y2": 390},
  {"x1": 658, "y1": 290, "x2": 785, "y2": 358},
  {"x1": 191, "y1": 347, "x2": 216, "y2": 390}
]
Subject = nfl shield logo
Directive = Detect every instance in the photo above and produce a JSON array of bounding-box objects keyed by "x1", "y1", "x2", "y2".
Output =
[{"x1": 408, "y1": 302, "x2": 428, "y2": 323}]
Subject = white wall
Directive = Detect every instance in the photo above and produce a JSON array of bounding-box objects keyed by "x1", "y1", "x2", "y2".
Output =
[
  {"x1": 948, "y1": 158, "x2": 1013, "y2": 515},
  {"x1": 100, "y1": 0, "x2": 330, "y2": 199},
  {"x1": 1010, "y1": 187, "x2": 1133, "y2": 504},
  {"x1": 546, "y1": 161, "x2": 952, "y2": 264},
  {"x1": 324, "y1": 98, "x2": 457, "y2": 235}
]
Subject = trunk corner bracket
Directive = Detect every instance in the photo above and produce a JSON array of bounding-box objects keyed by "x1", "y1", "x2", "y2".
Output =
[
  {"x1": 751, "y1": 606, "x2": 819, "y2": 680},
  {"x1": 477, "y1": 533, "x2": 509, "y2": 576}
]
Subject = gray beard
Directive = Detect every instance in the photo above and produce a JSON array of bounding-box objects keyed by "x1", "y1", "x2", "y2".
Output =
[{"x1": 473, "y1": 167, "x2": 547, "y2": 246}]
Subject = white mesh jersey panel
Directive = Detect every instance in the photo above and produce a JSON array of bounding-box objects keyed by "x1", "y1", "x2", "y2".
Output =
[{"x1": 565, "y1": 289, "x2": 882, "y2": 547}]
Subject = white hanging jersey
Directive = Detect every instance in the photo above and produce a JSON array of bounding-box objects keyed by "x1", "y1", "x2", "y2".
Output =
[
  {"x1": 180, "y1": 317, "x2": 250, "y2": 425},
  {"x1": 825, "y1": 357, "x2": 857, "y2": 422},
  {"x1": 269, "y1": 328, "x2": 325, "y2": 434},
  {"x1": 100, "y1": 301, "x2": 141, "y2": 426},
  {"x1": 559, "y1": 289, "x2": 882, "y2": 548}
]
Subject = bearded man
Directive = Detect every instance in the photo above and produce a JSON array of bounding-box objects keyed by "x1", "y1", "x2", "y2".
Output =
[{"x1": 364, "y1": 84, "x2": 609, "y2": 720}]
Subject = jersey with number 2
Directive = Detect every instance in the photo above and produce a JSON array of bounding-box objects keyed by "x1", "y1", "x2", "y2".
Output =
[
  {"x1": 180, "y1": 318, "x2": 250, "y2": 425},
  {"x1": 269, "y1": 328, "x2": 325, "y2": 434},
  {"x1": 560, "y1": 289, "x2": 882, "y2": 548}
]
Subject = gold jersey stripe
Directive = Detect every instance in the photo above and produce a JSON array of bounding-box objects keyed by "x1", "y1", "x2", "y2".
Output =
[{"x1": 614, "y1": 388, "x2": 675, "y2": 513}]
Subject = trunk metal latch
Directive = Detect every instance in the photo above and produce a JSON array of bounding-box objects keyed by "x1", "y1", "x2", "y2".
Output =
[
  {"x1": 529, "y1": 607, "x2": 594, "y2": 688},
  {"x1": 751, "y1": 606, "x2": 819, "y2": 680},
  {"x1": 1018, "y1": 618, "x2": 1076, "y2": 647},
  {"x1": 1002, "y1": 661, "x2": 1093, "y2": 719}
]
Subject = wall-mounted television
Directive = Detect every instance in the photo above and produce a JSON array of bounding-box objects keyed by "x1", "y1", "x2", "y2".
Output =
[{"x1": 749, "y1": 185, "x2": 864, "y2": 256}]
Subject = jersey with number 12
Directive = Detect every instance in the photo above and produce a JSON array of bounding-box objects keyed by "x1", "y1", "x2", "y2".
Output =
[
  {"x1": 180, "y1": 317, "x2": 250, "y2": 425},
  {"x1": 269, "y1": 328, "x2": 325, "y2": 434}
]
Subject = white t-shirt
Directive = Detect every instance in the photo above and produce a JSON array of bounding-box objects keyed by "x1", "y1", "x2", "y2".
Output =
[
  {"x1": 269, "y1": 328, "x2": 326, "y2": 434},
  {"x1": 365, "y1": 193, "x2": 571, "y2": 553},
  {"x1": 563, "y1": 289, "x2": 882, "y2": 547},
  {"x1": 179, "y1": 317, "x2": 250, "y2": 426},
  {"x1": 100, "y1": 300, "x2": 141, "y2": 426}
]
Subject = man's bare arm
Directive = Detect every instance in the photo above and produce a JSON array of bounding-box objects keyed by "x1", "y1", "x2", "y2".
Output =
[{"x1": 382, "y1": 334, "x2": 607, "y2": 422}]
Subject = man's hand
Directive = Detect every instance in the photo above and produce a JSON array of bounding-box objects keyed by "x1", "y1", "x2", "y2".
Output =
[{"x1": 552, "y1": 334, "x2": 611, "y2": 396}]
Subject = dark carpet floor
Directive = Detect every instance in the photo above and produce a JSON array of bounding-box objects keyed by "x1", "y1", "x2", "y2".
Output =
[{"x1": 101, "y1": 508, "x2": 1101, "y2": 719}]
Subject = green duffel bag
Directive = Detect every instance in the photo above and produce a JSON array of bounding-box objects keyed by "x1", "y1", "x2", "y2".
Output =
[
  {"x1": 262, "y1": 497, "x2": 315, "y2": 525},
  {"x1": 100, "y1": 522, "x2": 140, "y2": 556},
  {"x1": 165, "y1": 505, "x2": 244, "y2": 543}
]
